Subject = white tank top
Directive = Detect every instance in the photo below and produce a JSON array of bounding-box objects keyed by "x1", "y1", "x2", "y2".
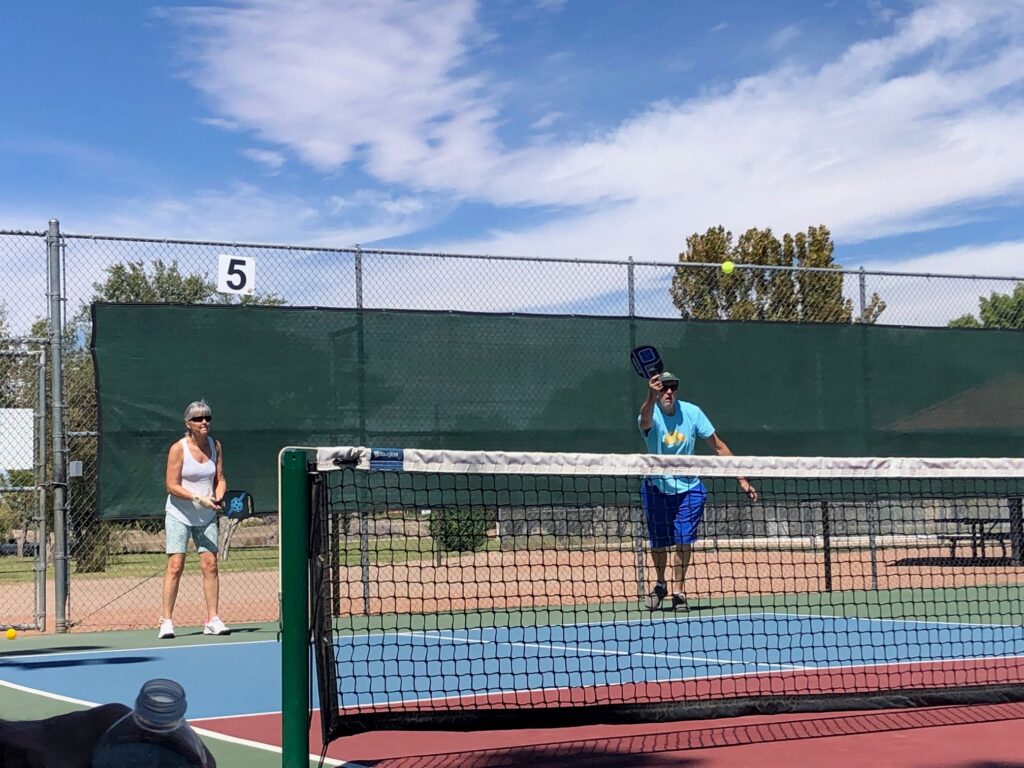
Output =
[{"x1": 165, "y1": 437, "x2": 217, "y2": 526}]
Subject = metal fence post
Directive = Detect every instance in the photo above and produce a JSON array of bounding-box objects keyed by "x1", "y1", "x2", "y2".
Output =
[
  {"x1": 867, "y1": 504, "x2": 879, "y2": 590},
  {"x1": 34, "y1": 350, "x2": 47, "y2": 629},
  {"x1": 47, "y1": 219, "x2": 69, "y2": 632},
  {"x1": 858, "y1": 267, "x2": 867, "y2": 323},
  {"x1": 821, "y1": 501, "x2": 832, "y2": 592},
  {"x1": 1009, "y1": 497, "x2": 1023, "y2": 565},
  {"x1": 627, "y1": 255, "x2": 636, "y2": 317},
  {"x1": 355, "y1": 246, "x2": 366, "y2": 447}
]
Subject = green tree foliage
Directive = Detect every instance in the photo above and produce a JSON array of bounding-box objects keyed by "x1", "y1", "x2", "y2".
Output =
[
  {"x1": 0, "y1": 304, "x2": 16, "y2": 408},
  {"x1": 669, "y1": 225, "x2": 886, "y2": 324},
  {"x1": 948, "y1": 282, "x2": 1024, "y2": 329},
  {"x1": 0, "y1": 304, "x2": 43, "y2": 544},
  {"x1": 75, "y1": 259, "x2": 284, "y2": 336},
  {"x1": 428, "y1": 507, "x2": 492, "y2": 552}
]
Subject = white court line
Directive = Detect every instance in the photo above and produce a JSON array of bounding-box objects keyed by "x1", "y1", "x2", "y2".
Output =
[
  {"x1": 334, "y1": 606, "x2": 1023, "y2": 646},
  {"x1": 0, "y1": 638, "x2": 277, "y2": 662},
  {"x1": 0, "y1": 678, "x2": 96, "y2": 707},
  {"x1": 642, "y1": 651, "x2": 1024, "y2": 684},
  {"x1": 332, "y1": 609, "x2": 1024, "y2": 675},
  {"x1": 328, "y1": 609, "x2": 1024, "y2": 709},
  {"x1": 340, "y1": 650, "x2": 1024, "y2": 711},
  {"x1": 0, "y1": 674, "x2": 346, "y2": 767},
  {"x1": 414, "y1": 629, "x2": 811, "y2": 671},
  {"x1": 752, "y1": 610, "x2": 1024, "y2": 630}
]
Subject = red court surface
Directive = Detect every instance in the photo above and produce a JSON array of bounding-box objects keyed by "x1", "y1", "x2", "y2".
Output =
[{"x1": 197, "y1": 701, "x2": 1024, "y2": 767}]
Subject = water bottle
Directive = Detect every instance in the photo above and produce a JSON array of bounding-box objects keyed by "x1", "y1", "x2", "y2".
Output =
[{"x1": 92, "y1": 678, "x2": 210, "y2": 767}]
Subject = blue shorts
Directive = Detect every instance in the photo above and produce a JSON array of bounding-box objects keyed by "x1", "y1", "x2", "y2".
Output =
[
  {"x1": 165, "y1": 516, "x2": 219, "y2": 555},
  {"x1": 641, "y1": 481, "x2": 707, "y2": 548}
]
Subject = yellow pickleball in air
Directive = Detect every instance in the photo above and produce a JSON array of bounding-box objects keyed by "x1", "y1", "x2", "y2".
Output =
[
  {"x1": 721, "y1": 260, "x2": 735, "y2": 275},
  {"x1": 5, "y1": 628, "x2": 16, "y2": 640}
]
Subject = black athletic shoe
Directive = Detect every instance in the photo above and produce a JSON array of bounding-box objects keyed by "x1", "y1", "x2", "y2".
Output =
[
  {"x1": 670, "y1": 593, "x2": 690, "y2": 612},
  {"x1": 644, "y1": 583, "x2": 668, "y2": 611}
]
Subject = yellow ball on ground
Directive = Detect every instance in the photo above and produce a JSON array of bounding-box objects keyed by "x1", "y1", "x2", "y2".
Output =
[
  {"x1": 5, "y1": 628, "x2": 16, "y2": 640},
  {"x1": 721, "y1": 260, "x2": 735, "y2": 275}
]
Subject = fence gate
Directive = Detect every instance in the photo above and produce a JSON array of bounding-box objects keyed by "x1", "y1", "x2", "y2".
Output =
[{"x1": 0, "y1": 345, "x2": 47, "y2": 630}]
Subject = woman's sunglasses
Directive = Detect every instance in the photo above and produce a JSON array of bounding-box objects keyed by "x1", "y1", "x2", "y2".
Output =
[{"x1": 188, "y1": 416, "x2": 212, "y2": 423}]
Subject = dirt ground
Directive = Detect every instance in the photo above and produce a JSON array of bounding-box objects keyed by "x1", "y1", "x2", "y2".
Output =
[{"x1": 4, "y1": 540, "x2": 1023, "y2": 633}]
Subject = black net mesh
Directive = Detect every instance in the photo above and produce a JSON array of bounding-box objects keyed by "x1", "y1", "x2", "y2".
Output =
[{"x1": 309, "y1": 454, "x2": 1024, "y2": 740}]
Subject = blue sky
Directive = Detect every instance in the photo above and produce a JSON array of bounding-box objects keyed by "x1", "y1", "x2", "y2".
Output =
[{"x1": 3, "y1": 0, "x2": 1024, "y2": 275}]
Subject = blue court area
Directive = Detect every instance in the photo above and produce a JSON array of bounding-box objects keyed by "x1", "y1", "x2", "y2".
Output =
[
  {"x1": 3, "y1": 612, "x2": 1024, "y2": 719},
  {"x1": 334, "y1": 612, "x2": 1024, "y2": 706}
]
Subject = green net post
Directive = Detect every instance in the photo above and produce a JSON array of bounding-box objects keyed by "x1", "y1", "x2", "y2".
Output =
[{"x1": 281, "y1": 449, "x2": 310, "y2": 768}]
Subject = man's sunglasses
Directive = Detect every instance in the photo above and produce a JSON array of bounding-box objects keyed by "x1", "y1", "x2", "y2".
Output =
[
  {"x1": 189, "y1": 416, "x2": 212, "y2": 423},
  {"x1": 662, "y1": 384, "x2": 679, "y2": 392}
]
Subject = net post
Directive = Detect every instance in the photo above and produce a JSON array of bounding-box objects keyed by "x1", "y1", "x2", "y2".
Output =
[{"x1": 281, "y1": 448, "x2": 311, "y2": 768}]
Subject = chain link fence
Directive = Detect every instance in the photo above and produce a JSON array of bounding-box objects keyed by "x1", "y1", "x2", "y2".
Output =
[{"x1": 0, "y1": 221, "x2": 1021, "y2": 632}]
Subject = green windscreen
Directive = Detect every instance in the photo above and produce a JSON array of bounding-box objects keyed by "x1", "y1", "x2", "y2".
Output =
[{"x1": 90, "y1": 303, "x2": 1024, "y2": 519}]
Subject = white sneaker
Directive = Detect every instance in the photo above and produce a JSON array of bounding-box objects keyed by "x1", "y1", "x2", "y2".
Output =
[
  {"x1": 203, "y1": 616, "x2": 230, "y2": 636},
  {"x1": 157, "y1": 618, "x2": 175, "y2": 639}
]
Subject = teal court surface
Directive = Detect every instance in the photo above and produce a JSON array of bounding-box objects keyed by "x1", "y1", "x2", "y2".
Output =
[{"x1": 5, "y1": 604, "x2": 1024, "y2": 767}]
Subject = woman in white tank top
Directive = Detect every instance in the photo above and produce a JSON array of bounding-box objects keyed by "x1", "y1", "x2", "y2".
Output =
[{"x1": 158, "y1": 400, "x2": 230, "y2": 639}]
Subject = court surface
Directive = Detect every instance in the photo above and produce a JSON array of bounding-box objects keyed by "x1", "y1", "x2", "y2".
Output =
[{"x1": 3, "y1": 611, "x2": 1024, "y2": 767}]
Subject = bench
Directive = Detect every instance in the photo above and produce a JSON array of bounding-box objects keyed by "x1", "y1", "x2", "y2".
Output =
[{"x1": 937, "y1": 531, "x2": 1010, "y2": 559}]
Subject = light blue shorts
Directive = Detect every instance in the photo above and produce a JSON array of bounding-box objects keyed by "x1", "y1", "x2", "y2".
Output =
[{"x1": 165, "y1": 516, "x2": 219, "y2": 555}]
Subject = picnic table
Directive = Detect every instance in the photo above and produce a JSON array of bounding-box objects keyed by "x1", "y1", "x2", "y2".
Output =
[{"x1": 936, "y1": 516, "x2": 1011, "y2": 560}]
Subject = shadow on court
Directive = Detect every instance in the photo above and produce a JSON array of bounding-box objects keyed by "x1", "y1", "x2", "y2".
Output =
[
  {"x1": 0, "y1": 655, "x2": 156, "y2": 670},
  {"x1": 0, "y1": 646, "x2": 108, "y2": 659},
  {"x1": 893, "y1": 556, "x2": 1016, "y2": 567},
  {"x1": 353, "y1": 703, "x2": 1024, "y2": 768},
  {"x1": 363, "y1": 747, "x2": 697, "y2": 767}
]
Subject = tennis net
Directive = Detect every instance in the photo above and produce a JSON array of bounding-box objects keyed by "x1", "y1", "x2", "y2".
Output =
[{"x1": 282, "y1": 448, "x2": 1024, "y2": 748}]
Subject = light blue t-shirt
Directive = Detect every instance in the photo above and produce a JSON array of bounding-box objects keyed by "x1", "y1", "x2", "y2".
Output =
[{"x1": 638, "y1": 400, "x2": 715, "y2": 494}]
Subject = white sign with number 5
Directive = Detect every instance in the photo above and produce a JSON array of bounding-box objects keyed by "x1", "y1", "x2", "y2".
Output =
[{"x1": 217, "y1": 254, "x2": 256, "y2": 295}]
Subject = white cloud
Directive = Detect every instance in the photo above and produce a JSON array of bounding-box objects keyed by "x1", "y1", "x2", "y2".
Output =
[
  {"x1": 240, "y1": 148, "x2": 286, "y2": 171},
  {"x1": 852, "y1": 240, "x2": 1024, "y2": 325},
  {"x1": 328, "y1": 189, "x2": 430, "y2": 218},
  {"x1": 531, "y1": 111, "x2": 564, "y2": 130},
  {"x1": 174, "y1": 0, "x2": 490, "y2": 174},
  {"x1": 768, "y1": 24, "x2": 802, "y2": 52},
  {"x1": 169, "y1": 0, "x2": 1024, "y2": 267},
  {"x1": 39, "y1": 184, "x2": 430, "y2": 247},
  {"x1": 857, "y1": 239, "x2": 1024, "y2": 277},
  {"x1": 198, "y1": 116, "x2": 241, "y2": 131}
]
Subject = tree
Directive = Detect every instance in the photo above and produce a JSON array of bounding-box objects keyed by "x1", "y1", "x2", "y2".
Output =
[
  {"x1": 669, "y1": 225, "x2": 886, "y2": 324},
  {"x1": 948, "y1": 283, "x2": 1024, "y2": 329},
  {"x1": 0, "y1": 304, "x2": 45, "y2": 554},
  {"x1": 66, "y1": 260, "x2": 285, "y2": 571}
]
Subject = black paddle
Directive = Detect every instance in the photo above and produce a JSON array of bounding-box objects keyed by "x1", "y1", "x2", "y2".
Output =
[{"x1": 630, "y1": 345, "x2": 664, "y2": 379}]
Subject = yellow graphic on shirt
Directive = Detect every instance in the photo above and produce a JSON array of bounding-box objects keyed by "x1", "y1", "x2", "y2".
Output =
[{"x1": 663, "y1": 430, "x2": 686, "y2": 447}]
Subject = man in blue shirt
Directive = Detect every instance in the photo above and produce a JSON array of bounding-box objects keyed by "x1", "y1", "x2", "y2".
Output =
[{"x1": 638, "y1": 370, "x2": 757, "y2": 611}]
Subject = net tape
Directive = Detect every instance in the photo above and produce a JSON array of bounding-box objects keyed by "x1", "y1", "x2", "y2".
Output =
[{"x1": 317, "y1": 447, "x2": 1024, "y2": 479}]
